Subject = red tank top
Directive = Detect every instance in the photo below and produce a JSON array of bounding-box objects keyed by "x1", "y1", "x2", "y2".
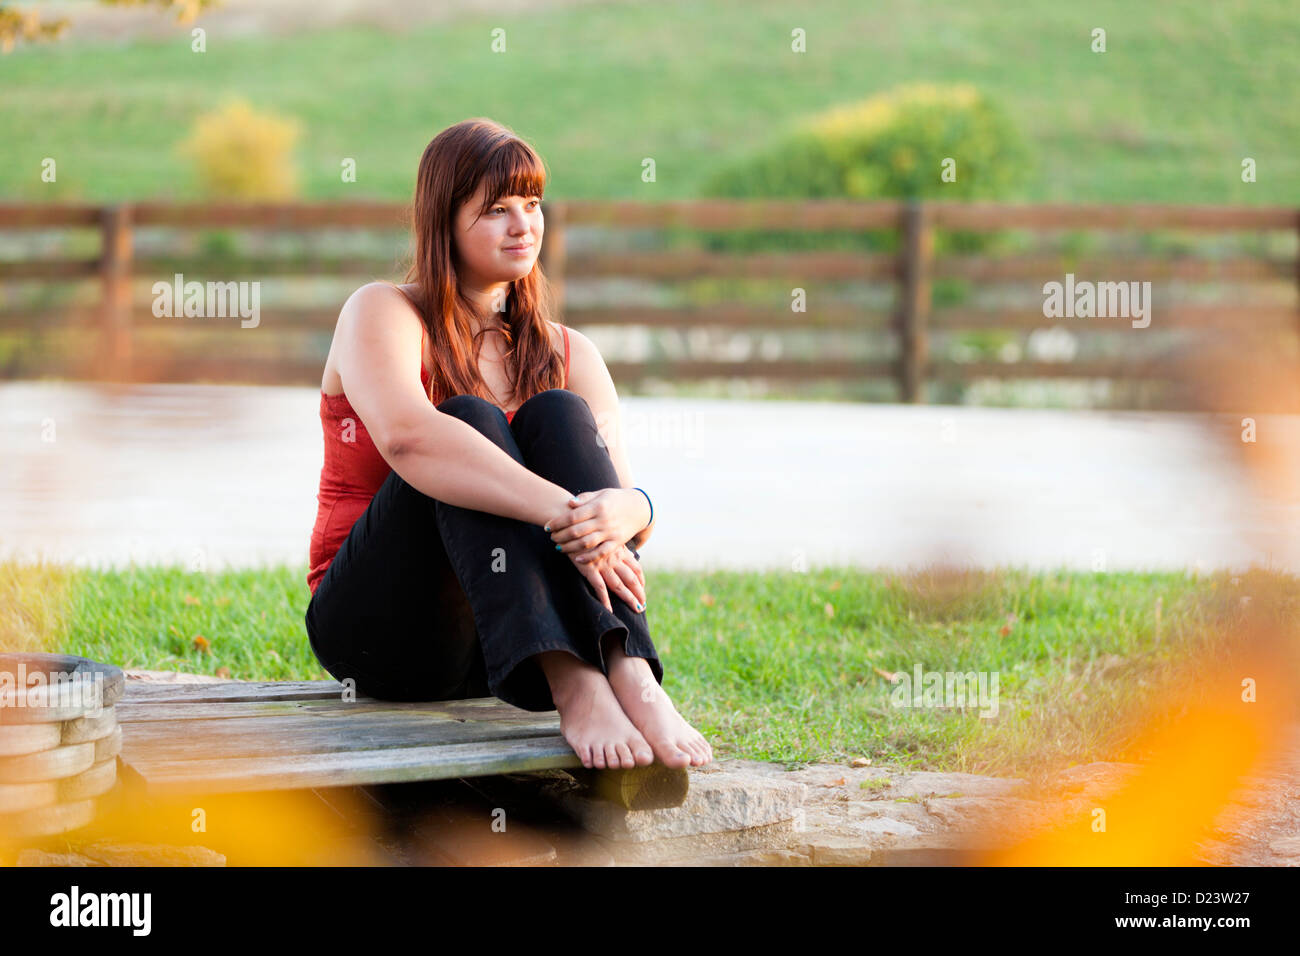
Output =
[{"x1": 307, "y1": 324, "x2": 571, "y2": 594}]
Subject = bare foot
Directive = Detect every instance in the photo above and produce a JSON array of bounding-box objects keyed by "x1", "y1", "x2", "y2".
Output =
[
  {"x1": 603, "y1": 636, "x2": 713, "y2": 769},
  {"x1": 537, "y1": 650, "x2": 654, "y2": 770}
]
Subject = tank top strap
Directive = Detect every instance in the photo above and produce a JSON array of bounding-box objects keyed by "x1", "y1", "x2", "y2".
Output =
[{"x1": 562, "y1": 325, "x2": 570, "y2": 385}]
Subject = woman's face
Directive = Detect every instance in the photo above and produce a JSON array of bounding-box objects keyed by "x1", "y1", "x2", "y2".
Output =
[{"x1": 452, "y1": 179, "x2": 543, "y2": 294}]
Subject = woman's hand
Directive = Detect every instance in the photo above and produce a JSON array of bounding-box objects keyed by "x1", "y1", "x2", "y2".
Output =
[
  {"x1": 545, "y1": 488, "x2": 650, "y2": 565},
  {"x1": 565, "y1": 543, "x2": 646, "y2": 614}
]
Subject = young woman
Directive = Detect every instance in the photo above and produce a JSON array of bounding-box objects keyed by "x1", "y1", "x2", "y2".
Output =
[{"x1": 304, "y1": 119, "x2": 712, "y2": 771}]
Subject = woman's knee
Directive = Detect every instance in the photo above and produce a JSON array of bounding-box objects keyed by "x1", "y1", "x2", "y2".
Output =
[
  {"x1": 437, "y1": 393, "x2": 504, "y2": 425},
  {"x1": 513, "y1": 388, "x2": 591, "y2": 424},
  {"x1": 436, "y1": 394, "x2": 516, "y2": 447}
]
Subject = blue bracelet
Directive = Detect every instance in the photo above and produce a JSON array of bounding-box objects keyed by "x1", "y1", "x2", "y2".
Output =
[{"x1": 632, "y1": 487, "x2": 653, "y2": 530}]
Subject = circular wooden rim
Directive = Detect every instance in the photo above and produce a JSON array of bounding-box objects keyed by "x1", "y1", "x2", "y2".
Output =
[
  {"x1": 0, "y1": 740, "x2": 95, "y2": 784},
  {"x1": 0, "y1": 797, "x2": 96, "y2": 841},
  {"x1": 0, "y1": 722, "x2": 63, "y2": 757},
  {"x1": 0, "y1": 653, "x2": 124, "y2": 725}
]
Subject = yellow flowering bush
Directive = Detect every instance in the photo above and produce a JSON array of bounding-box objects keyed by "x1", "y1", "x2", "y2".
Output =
[
  {"x1": 176, "y1": 99, "x2": 302, "y2": 199},
  {"x1": 705, "y1": 83, "x2": 1029, "y2": 201}
]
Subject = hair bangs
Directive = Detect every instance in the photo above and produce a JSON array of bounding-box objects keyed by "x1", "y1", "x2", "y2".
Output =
[{"x1": 476, "y1": 139, "x2": 547, "y2": 214}]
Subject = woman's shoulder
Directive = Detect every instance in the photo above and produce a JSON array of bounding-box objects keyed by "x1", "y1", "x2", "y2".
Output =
[
  {"x1": 336, "y1": 282, "x2": 424, "y2": 337},
  {"x1": 343, "y1": 281, "x2": 421, "y2": 315},
  {"x1": 553, "y1": 323, "x2": 599, "y2": 359},
  {"x1": 552, "y1": 324, "x2": 609, "y2": 387}
]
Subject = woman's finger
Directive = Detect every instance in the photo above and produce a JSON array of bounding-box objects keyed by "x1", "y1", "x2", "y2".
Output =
[
  {"x1": 627, "y1": 549, "x2": 645, "y2": 586},
  {"x1": 583, "y1": 564, "x2": 612, "y2": 612},
  {"x1": 610, "y1": 555, "x2": 645, "y2": 608},
  {"x1": 602, "y1": 565, "x2": 641, "y2": 612},
  {"x1": 600, "y1": 551, "x2": 645, "y2": 611},
  {"x1": 557, "y1": 526, "x2": 610, "y2": 555},
  {"x1": 573, "y1": 539, "x2": 618, "y2": 565}
]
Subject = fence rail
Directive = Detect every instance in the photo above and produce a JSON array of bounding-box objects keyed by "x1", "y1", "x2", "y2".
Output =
[{"x1": 1, "y1": 199, "x2": 1297, "y2": 409}]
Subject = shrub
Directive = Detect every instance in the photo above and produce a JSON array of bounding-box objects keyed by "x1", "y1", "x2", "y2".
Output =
[
  {"x1": 176, "y1": 99, "x2": 302, "y2": 199},
  {"x1": 705, "y1": 83, "x2": 1030, "y2": 202}
]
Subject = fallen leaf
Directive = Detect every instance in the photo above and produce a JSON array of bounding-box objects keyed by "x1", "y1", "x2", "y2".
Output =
[
  {"x1": 215, "y1": 666, "x2": 231, "y2": 679},
  {"x1": 850, "y1": 757, "x2": 871, "y2": 768},
  {"x1": 192, "y1": 635, "x2": 210, "y2": 653},
  {"x1": 700, "y1": 593, "x2": 715, "y2": 607},
  {"x1": 183, "y1": 595, "x2": 201, "y2": 606},
  {"x1": 873, "y1": 666, "x2": 900, "y2": 683}
]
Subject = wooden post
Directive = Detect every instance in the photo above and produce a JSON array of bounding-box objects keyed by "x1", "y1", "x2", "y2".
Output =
[
  {"x1": 566, "y1": 764, "x2": 689, "y2": 810},
  {"x1": 100, "y1": 204, "x2": 134, "y2": 381},
  {"x1": 539, "y1": 200, "x2": 567, "y2": 321},
  {"x1": 896, "y1": 201, "x2": 933, "y2": 403}
]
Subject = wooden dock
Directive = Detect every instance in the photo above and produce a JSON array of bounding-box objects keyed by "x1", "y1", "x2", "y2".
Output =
[
  {"x1": 101, "y1": 678, "x2": 691, "y2": 865},
  {"x1": 116, "y1": 679, "x2": 591, "y2": 796}
]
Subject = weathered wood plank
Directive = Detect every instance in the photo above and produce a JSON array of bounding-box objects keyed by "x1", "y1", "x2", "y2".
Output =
[
  {"x1": 928, "y1": 202, "x2": 1298, "y2": 231},
  {"x1": 120, "y1": 679, "x2": 349, "y2": 704},
  {"x1": 119, "y1": 712, "x2": 564, "y2": 762},
  {"x1": 132, "y1": 200, "x2": 408, "y2": 229},
  {"x1": 0, "y1": 203, "x2": 103, "y2": 228},
  {"x1": 120, "y1": 735, "x2": 583, "y2": 796},
  {"x1": 932, "y1": 255, "x2": 1291, "y2": 282},
  {"x1": 115, "y1": 695, "x2": 531, "y2": 724},
  {"x1": 932, "y1": 305, "x2": 1300, "y2": 330},
  {"x1": 561, "y1": 198, "x2": 907, "y2": 230},
  {"x1": 567, "y1": 249, "x2": 899, "y2": 280}
]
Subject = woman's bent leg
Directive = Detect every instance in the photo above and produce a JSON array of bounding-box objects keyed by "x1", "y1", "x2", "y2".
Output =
[
  {"x1": 422, "y1": 393, "x2": 617, "y2": 711},
  {"x1": 509, "y1": 388, "x2": 665, "y2": 688},
  {"x1": 305, "y1": 467, "x2": 490, "y2": 703},
  {"x1": 306, "y1": 393, "x2": 601, "y2": 710}
]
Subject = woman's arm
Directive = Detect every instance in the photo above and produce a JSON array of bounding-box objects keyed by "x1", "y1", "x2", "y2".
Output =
[
  {"x1": 561, "y1": 325, "x2": 655, "y2": 548},
  {"x1": 336, "y1": 283, "x2": 574, "y2": 524}
]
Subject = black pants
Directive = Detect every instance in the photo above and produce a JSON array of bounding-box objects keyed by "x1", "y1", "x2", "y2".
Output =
[{"x1": 304, "y1": 388, "x2": 664, "y2": 712}]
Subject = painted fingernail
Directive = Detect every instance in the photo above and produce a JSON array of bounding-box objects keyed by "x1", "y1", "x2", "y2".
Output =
[
  {"x1": 544, "y1": 524, "x2": 550, "y2": 532},
  {"x1": 555, "y1": 544, "x2": 562, "y2": 551}
]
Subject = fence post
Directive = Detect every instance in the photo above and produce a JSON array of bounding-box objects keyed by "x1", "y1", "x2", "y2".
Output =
[
  {"x1": 100, "y1": 204, "x2": 134, "y2": 381},
  {"x1": 896, "y1": 200, "x2": 933, "y2": 403}
]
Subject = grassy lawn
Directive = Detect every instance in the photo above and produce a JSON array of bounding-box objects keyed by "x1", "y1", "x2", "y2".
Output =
[
  {"x1": 0, "y1": 0, "x2": 1296, "y2": 204},
  {"x1": 4, "y1": 559, "x2": 1287, "y2": 779}
]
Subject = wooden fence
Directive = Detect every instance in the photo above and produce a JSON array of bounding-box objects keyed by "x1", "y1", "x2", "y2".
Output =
[{"x1": 1, "y1": 199, "x2": 1297, "y2": 409}]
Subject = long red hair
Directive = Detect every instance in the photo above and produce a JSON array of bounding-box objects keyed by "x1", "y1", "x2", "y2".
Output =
[{"x1": 399, "y1": 118, "x2": 562, "y2": 406}]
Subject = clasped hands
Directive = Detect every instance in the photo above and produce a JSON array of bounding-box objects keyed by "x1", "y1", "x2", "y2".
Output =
[{"x1": 544, "y1": 487, "x2": 650, "y2": 614}]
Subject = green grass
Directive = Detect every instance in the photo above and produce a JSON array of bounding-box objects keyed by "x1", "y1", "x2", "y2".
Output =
[
  {"x1": 5, "y1": 559, "x2": 1294, "y2": 779},
  {"x1": 1, "y1": 0, "x2": 1297, "y2": 203}
]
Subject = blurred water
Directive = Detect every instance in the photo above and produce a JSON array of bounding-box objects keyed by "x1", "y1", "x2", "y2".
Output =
[{"x1": 3, "y1": 381, "x2": 1299, "y2": 580}]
